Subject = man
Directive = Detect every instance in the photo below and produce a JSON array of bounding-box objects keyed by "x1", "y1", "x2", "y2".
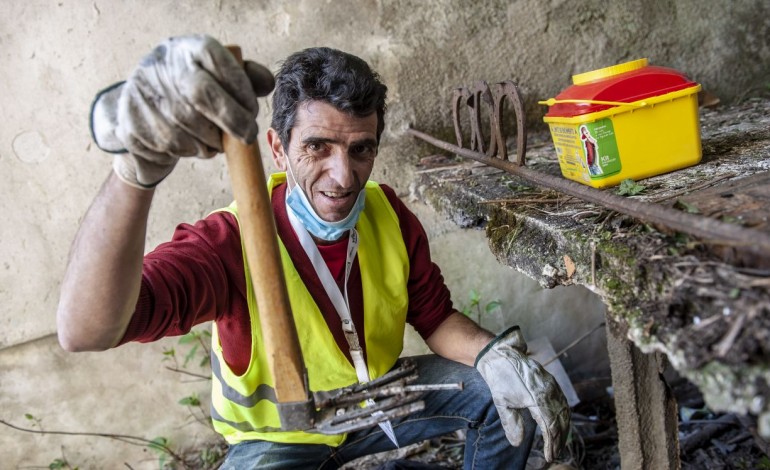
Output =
[{"x1": 57, "y1": 35, "x2": 569, "y2": 469}]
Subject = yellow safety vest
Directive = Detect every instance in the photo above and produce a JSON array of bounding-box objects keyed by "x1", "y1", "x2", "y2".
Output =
[{"x1": 210, "y1": 173, "x2": 410, "y2": 446}]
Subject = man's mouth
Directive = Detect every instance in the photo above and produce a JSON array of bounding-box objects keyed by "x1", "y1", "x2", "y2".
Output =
[
  {"x1": 315, "y1": 189, "x2": 357, "y2": 220},
  {"x1": 320, "y1": 190, "x2": 353, "y2": 199}
]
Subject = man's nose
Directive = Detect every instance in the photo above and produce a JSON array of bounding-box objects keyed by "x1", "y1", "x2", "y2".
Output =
[{"x1": 327, "y1": 150, "x2": 356, "y2": 188}]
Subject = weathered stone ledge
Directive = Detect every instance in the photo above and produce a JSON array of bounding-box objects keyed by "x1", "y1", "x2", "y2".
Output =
[{"x1": 414, "y1": 97, "x2": 770, "y2": 434}]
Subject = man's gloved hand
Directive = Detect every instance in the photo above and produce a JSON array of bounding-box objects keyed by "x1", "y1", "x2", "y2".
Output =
[
  {"x1": 90, "y1": 34, "x2": 275, "y2": 189},
  {"x1": 475, "y1": 326, "x2": 571, "y2": 462}
]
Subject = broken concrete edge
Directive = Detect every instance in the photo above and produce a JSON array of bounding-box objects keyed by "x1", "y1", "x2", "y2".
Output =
[
  {"x1": 629, "y1": 324, "x2": 770, "y2": 439},
  {"x1": 496, "y1": 204, "x2": 770, "y2": 438}
]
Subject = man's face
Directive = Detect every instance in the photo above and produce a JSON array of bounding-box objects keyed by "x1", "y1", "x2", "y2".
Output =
[{"x1": 268, "y1": 100, "x2": 379, "y2": 222}]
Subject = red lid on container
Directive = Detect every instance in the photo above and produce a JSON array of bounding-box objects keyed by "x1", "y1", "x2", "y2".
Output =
[{"x1": 545, "y1": 58, "x2": 698, "y2": 118}]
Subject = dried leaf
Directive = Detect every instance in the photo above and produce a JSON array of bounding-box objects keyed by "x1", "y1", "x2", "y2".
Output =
[
  {"x1": 564, "y1": 255, "x2": 576, "y2": 279},
  {"x1": 698, "y1": 89, "x2": 721, "y2": 108},
  {"x1": 643, "y1": 318, "x2": 655, "y2": 336}
]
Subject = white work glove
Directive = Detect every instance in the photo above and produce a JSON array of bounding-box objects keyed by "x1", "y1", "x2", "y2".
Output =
[
  {"x1": 475, "y1": 326, "x2": 571, "y2": 462},
  {"x1": 90, "y1": 34, "x2": 274, "y2": 189}
]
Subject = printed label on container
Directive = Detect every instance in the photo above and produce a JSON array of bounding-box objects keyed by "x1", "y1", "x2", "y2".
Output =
[{"x1": 550, "y1": 119, "x2": 621, "y2": 182}]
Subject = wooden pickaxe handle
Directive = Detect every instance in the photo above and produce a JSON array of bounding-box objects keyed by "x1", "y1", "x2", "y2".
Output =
[{"x1": 222, "y1": 46, "x2": 308, "y2": 404}]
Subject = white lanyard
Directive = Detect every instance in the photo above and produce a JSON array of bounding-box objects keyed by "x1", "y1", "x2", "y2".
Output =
[
  {"x1": 286, "y1": 206, "x2": 370, "y2": 383},
  {"x1": 285, "y1": 198, "x2": 400, "y2": 447}
]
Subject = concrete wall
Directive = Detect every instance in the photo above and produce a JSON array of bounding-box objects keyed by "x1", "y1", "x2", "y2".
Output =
[{"x1": 1, "y1": 0, "x2": 767, "y2": 467}]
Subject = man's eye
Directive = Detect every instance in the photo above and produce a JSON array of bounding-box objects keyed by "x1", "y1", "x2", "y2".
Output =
[
  {"x1": 351, "y1": 145, "x2": 374, "y2": 156},
  {"x1": 307, "y1": 143, "x2": 322, "y2": 152}
]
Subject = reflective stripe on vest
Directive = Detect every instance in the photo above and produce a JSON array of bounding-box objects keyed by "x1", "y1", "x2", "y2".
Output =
[{"x1": 210, "y1": 173, "x2": 409, "y2": 446}]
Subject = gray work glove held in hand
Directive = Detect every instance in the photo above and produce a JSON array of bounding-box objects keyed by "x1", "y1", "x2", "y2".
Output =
[
  {"x1": 475, "y1": 326, "x2": 571, "y2": 462},
  {"x1": 90, "y1": 34, "x2": 274, "y2": 189}
]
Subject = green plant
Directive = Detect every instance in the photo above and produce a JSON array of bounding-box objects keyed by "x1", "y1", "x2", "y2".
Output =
[
  {"x1": 199, "y1": 446, "x2": 225, "y2": 467},
  {"x1": 178, "y1": 392, "x2": 214, "y2": 432},
  {"x1": 674, "y1": 199, "x2": 700, "y2": 214},
  {"x1": 49, "y1": 450, "x2": 79, "y2": 470},
  {"x1": 667, "y1": 232, "x2": 693, "y2": 256},
  {"x1": 617, "y1": 179, "x2": 645, "y2": 196},
  {"x1": 24, "y1": 412, "x2": 44, "y2": 431},
  {"x1": 460, "y1": 289, "x2": 502, "y2": 328},
  {"x1": 179, "y1": 394, "x2": 202, "y2": 407},
  {"x1": 164, "y1": 329, "x2": 212, "y2": 371},
  {"x1": 147, "y1": 436, "x2": 172, "y2": 469}
]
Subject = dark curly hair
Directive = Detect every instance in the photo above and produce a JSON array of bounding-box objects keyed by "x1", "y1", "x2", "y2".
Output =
[{"x1": 271, "y1": 47, "x2": 388, "y2": 148}]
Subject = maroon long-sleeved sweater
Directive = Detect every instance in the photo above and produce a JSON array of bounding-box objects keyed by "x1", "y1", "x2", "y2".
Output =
[{"x1": 119, "y1": 182, "x2": 454, "y2": 375}]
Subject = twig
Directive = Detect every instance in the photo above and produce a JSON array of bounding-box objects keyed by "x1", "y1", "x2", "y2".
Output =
[
  {"x1": 580, "y1": 428, "x2": 618, "y2": 445},
  {"x1": 480, "y1": 198, "x2": 563, "y2": 205},
  {"x1": 679, "y1": 419, "x2": 743, "y2": 426},
  {"x1": 736, "y1": 415, "x2": 770, "y2": 456},
  {"x1": 726, "y1": 431, "x2": 752, "y2": 445},
  {"x1": 749, "y1": 277, "x2": 770, "y2": 287},
  {"x1": 595, "y1": 210, "x2": 616, "y2": 234},
  {"x1": 680, "y1": 414, "x2": 739, "y2": 454},
  {"x1": 196, "y1": 333, "x2": 211, "y2": 358},
  {"x1": 542, "y1": 322, "x2": 606, "y2": 366},
  {"x1": 415, "y1": 164, "x2": 473, "y2": 174},
  {"x1": 572, "y1": 210, "x2": 602, "y2": 221},
  {"x1": 735, "y1": 267, "x2": 770, "y2": 277},
  {"x1": 693, "y1": 314, "x2": 722, "y2": 330},
  {"x1": 183, "y1": 403, "x2": 216, "y2": 430},
  {"x1": 165, "y1": 366, "x2": 211, "y2": 380},
  {"x1": 714, "y1": 312, "x2": 747, "y2": 358},
  {"x1": 528, "y1": 207, "x2": 585, "y2": 217},
  {"x1": 652, "y1": 172, "x2": 737, "y2": 203},
  {"x1": 0, "y1": 419, "x2": 188, "y2": 468}
]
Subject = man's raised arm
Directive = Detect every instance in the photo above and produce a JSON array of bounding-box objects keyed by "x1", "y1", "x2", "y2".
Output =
[
  {"x1": 56, "y1": 175, "x2": 155, "y2": 351},
  {"x1": 55, "y1": 34, "x2": 273, "y2": 351}
]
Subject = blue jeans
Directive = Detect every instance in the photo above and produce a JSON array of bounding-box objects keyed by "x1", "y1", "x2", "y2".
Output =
[{"x1": 221, "y1": 355, "x2": 535, "y2": 469}]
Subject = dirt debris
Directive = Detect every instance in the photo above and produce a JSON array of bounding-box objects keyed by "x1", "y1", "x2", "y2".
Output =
[{"x1": 339, "y1": 377, "x2": 769, "y2": 469}]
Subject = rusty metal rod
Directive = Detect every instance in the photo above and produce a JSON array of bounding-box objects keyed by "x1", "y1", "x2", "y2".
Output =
[{"x1": 407, "y1": 127, "x2": 770, "y2": 254}]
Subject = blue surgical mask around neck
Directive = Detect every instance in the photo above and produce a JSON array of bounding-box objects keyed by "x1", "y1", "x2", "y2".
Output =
[{"x1": 284, "y1": 162, "x2": 366, "y2": 242}]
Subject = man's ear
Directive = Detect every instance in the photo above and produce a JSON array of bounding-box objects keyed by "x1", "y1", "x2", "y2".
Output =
[{"x1": 267, "y1": 128, "x2": 287, "y2": 171}]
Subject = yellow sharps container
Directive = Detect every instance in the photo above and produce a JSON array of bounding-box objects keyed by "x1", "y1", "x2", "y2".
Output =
[{"x1": 540, "y1": 58, "x2": 702, "y2": 188}]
